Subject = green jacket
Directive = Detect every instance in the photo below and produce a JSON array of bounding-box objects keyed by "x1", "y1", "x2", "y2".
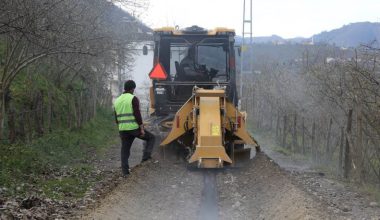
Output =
[{"x1": 114, "y1": 93, "x2": 139, "y2": 131}]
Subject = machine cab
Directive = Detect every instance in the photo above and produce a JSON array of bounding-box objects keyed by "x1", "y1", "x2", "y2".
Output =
[{"x1": 148, "y1": 25, "x2": 238, "y2": 116}]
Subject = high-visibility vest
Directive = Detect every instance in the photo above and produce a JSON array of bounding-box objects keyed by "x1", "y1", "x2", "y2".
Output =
[{"x1": 114, "y1": 93, "x2": 139, "y2": 131}]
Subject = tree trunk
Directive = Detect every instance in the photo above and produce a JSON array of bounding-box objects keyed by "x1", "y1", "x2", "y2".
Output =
[
  {"x1": 0, "y1": 88, "x2": 6, "y2": 140},
  {"x1": 93, "y1": 86, "x2": 97, "y2": 118},
  {"x1": 26, "y1": 111, "x2": 32, "y2": 142},
  {"x1": 77, "y1": 91, "x2": 82, "y2": 128},
  {"x1": 19, "y1": 112, "x2": 26, "y2": 141},
  {"x1": 311, "y1": 121, "x2": 316, "y2": 162},
  {"x1": 356, "y1": 104, "x2": 364, "y2": 182},
  {"x1": 68, "y1": 96, "x2": 75, "y2": 129},
  {"x1": 7, "y1": 106, "x2": 15, "y2": 143},
  {"x1": 282, "y1": 115, "x2": 287, "y2": 148},
  {"x1": 302, "y1": 117, "x2": 305, "y2": 155},
  {"x1": 244, "y1": 86, "x2": 248, "y2": 111},
  {"x1": 0, "y1": 86, "x2": 11, "y2": 141},
  {"x1": 92, "y1": 76, "x2": 98, "y2": 118},
  {"x1": 269, "y1": 105, "x2": 273, "y2": 131},
  {"x1": 256, "y1": 101, "x2": 261, "y2": 130},
  {"x1": 343, "y1": 109, "x2": 353, "y2": 179},
  {"x1": 276, "y1": 110, "x2": 280, "y2": 140},
  {"x1": 35, "y1": 91, "x2": 44, "y2": 136},
  {"x1": 339, "y1": 126, "x2": 344, "y2": 176},
  {"x1": 292, "y1": 113, "x2": 297, "y2": 152},
  {"x1": 325, "y1": 118, "x2": 333, "y2": 162},
  {"x1": 46, "y1": 89, "x2": 52, "y2": 133}
]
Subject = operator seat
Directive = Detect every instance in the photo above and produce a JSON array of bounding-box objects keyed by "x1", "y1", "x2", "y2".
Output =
[{"x1": 175, "y1": 61, "x2": 186, "y2": 81}]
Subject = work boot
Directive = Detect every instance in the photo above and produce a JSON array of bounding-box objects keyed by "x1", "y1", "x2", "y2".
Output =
[
  {"x1": 122, "y1": 168, "x2": 131, "y2": 177},
  {"x1": 141, "y1": 156, "x2": 152, "y2": 163},
  {"x1": 141, "y1": 151, "x2": 152, "y2": 162}
]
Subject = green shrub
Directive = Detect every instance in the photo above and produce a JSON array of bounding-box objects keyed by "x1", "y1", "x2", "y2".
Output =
[{"x1": 0, "y1": 108, "x2": 117, "y2": 197}]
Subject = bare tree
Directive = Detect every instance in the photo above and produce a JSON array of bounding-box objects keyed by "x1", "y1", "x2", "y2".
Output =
[
  {"x1": 242, "y1": 43, "x2": 380, "y2": 183},
  {"x1": 0, "y1": 0, "x2": 149, "y2": 140}
]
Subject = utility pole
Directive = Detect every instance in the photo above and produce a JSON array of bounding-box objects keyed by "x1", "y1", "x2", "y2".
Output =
[{"x1": 240, "y1": 0, "x2": 253, "y2": 109}]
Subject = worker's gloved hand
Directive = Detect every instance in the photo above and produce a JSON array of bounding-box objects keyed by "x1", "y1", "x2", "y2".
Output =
[{"x1": 140, "y1": 128, "x2": 145, "y2": 137}]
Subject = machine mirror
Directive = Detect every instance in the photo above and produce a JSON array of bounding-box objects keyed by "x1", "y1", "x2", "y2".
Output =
[{"x1": 143, "y1": 45, "x2": 148, "y2": 55}]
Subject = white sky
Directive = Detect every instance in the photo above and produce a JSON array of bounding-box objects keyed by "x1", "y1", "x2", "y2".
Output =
[{"x1": 137, "y1": 0, "x2": 380, "y2": 38}]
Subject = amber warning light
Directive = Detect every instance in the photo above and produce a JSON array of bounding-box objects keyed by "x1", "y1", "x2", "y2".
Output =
[{"x1": 149, "y1": 63, "x2": 168, "y2": 80}]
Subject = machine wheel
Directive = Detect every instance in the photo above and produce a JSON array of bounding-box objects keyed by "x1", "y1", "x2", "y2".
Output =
[{"x1": 255, "y1": 145, "x2": 261, "y2": 153}]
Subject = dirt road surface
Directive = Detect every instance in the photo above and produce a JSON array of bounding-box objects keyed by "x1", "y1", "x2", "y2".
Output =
[{"x1": 81, "y1": 135, "x2": 380, "y2": 220}]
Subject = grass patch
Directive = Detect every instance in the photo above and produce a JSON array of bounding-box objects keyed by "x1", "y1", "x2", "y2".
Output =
[
  {"x1": 252, "y1": 131, "x2": 287, "y2": 153},
  {"x1": 361, "y1": 184, "x2": 380, "y2": 203},
  {"x1": 41, "y1": 177, "x2": 90, "y2": 200},
  {"x1": 272, "y1": 146, "x2": 291, "y2": 156},
  {"x1": 0, "y1": 108, "x2": 117, "y2": 199}
]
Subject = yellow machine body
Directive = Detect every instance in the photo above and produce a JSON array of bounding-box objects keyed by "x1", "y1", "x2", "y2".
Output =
[{"x1": 161, "y1": 88, "x2": 259, "y2": 168}]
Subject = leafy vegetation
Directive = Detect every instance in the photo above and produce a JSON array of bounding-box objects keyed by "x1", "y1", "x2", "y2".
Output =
[
  {"x1": 0, "y1": 1, "x2": 150, "y2": 199},
  {"x1": 0, "y1": 108, "x2": 117, "y2": 198}
]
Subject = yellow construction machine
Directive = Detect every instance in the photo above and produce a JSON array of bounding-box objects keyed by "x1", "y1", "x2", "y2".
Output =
[{"x1": 145, "y1": 25, "x2": 259, "y2": 168}]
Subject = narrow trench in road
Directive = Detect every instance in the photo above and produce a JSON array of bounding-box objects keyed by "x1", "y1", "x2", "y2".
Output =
[{"x1": 199, "y1": 170, "x2": 219, "y2": 220}]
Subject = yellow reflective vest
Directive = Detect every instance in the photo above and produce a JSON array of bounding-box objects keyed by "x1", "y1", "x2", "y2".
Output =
[{"x1": 114, "y1": 93, "x2": 139, "y2": 131}]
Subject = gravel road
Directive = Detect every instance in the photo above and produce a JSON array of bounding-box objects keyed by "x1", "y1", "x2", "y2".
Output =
[{"x1": 81, "y1": 136, "x2": 380, "y2": 220}]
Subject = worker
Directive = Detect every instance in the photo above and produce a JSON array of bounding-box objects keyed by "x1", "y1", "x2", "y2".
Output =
[
  {"x1": 179, "y1": 45, "x2": 207, "y2": 80},
  {"x1": 113, "y1": 80, "x2": 155, "y2": 176}
]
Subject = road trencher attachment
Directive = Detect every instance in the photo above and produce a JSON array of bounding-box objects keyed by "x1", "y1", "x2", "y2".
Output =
[{"x1": 160, "y1": 87, "x2": 260, "y2": 168}]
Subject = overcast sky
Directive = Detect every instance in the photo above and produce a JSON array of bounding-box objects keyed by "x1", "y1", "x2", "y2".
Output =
[{"x1": 138, "y1": 0, "x2": 380, "y2": 38}]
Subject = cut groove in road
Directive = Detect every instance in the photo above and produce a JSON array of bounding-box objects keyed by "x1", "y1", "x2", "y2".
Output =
[{"x1": 199, "y1": 170, "x2": 219, "y2": 220}]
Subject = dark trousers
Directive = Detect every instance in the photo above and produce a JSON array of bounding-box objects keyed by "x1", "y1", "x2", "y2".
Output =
[{"x1": 119, "y1": 129, "x2": 155, "y2": 174}]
